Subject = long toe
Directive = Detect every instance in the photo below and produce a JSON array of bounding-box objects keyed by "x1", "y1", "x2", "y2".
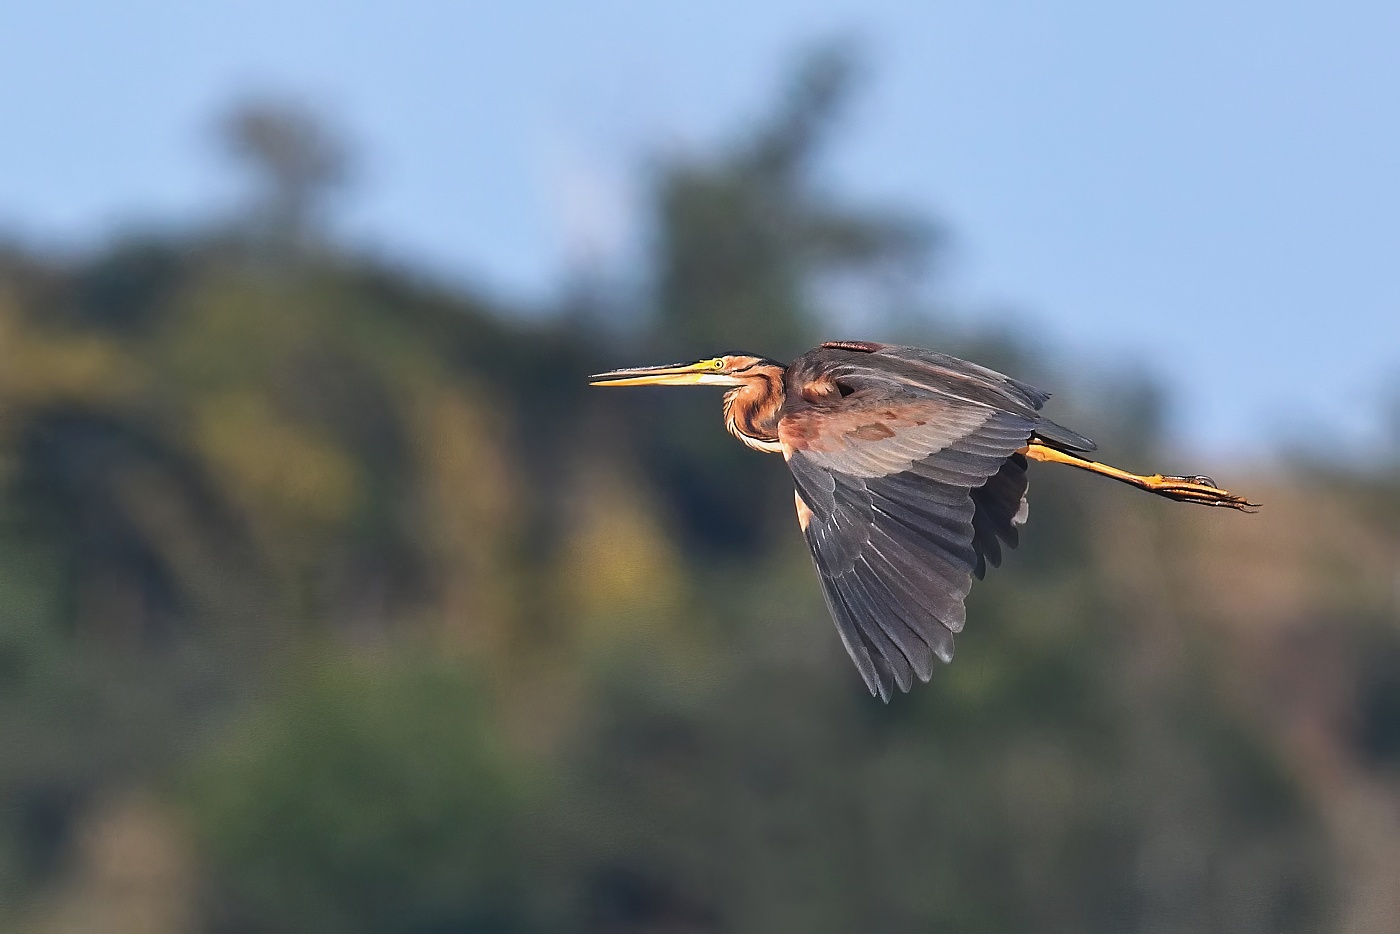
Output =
[{"x1": 1155, "y1": 477, "x2": 1259, "y2": 511}]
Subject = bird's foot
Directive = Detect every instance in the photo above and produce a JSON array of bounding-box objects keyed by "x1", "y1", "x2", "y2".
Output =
[{"x1": 1148, "y1": 474, "x2": 1259, "y2": 512}]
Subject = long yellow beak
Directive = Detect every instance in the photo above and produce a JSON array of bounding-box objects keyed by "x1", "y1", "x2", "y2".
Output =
[{"x1": 589, "y1": 359, "x2": 727, "y2": 387}]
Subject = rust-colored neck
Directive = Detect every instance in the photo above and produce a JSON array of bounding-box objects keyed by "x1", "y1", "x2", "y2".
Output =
[{"x1": 722, "y1": 365, "x2": 786, "y2": 453}]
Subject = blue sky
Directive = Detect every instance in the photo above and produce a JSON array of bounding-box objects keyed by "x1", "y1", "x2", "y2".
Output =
[{"x1": 2, "y1": 1, "x2": 1398, "y2": 459}]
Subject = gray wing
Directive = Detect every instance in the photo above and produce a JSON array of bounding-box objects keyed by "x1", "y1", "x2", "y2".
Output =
[{"x1": 780, "y1": 371, "x2": 1041, "y2": 701}]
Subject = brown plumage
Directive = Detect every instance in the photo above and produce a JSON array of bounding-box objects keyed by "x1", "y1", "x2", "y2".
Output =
[{"x1": 592, "y1": 341, "x2": 1256, "y2": 701}]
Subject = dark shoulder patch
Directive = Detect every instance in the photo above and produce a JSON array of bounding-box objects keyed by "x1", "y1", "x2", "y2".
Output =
[
  {"x1": 821, "y1": 340, "x2": 883, "y2": 353},
  {"x1": 799, "y1": 374, "x2": 842, "y2": 403}
]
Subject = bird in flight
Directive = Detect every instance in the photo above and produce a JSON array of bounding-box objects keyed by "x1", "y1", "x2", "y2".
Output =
[{"x1": 591, "y1": 341, "x2": 1255, "y2": 701}]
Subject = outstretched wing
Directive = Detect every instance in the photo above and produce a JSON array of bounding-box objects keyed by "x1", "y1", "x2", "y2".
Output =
[{"x1": 780, "y1": 344, "x2": 1073, "y2": 700}]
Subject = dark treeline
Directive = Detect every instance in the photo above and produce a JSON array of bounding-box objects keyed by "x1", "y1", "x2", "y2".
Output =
[{"x1": 2, "y1": 49, "x2": 1398, "y2": 934}]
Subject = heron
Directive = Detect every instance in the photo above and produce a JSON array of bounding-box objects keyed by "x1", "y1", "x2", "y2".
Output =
[{"x1": 591, "y1": 341, "x2": 1255, "y2": 701}]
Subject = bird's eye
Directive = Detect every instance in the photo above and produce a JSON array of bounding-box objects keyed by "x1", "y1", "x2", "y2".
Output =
[{"x1": 711, "y1": 358, "x2": 726, "y2": 370}]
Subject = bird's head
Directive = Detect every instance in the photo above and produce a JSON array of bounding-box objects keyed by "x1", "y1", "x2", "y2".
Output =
[
  {"x1": 591, "y1": 354, "x2": 788, "y2": 452},
  {"x1": 589, "y1": 354, "x2": 782, "y2": 388}
]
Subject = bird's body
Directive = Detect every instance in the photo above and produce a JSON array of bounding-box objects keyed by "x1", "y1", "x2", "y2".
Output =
[{"x1": 592, "y1": 341, "x2": 1254, "y2": 701}]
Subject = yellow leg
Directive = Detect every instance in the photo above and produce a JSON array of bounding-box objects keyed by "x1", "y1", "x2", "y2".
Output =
[{"x1": 1021, "y1": 443, "x2": 1259, "y2": 511}]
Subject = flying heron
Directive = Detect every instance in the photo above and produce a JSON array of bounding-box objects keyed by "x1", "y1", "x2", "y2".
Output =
[{"x1": 591, "y1": 341, "x2": 1255, "y2": 701}]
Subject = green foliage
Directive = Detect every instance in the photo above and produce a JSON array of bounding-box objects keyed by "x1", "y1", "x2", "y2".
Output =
[
  {"x1": 535, "y1": 560, "x2": 1330, "y2": 934},
  {"x1": 188, "y1": 656, "x2": 530, "y2": 934},
  {"x1": 0, "y1": 525, "x2": 67, "y2": 897}
]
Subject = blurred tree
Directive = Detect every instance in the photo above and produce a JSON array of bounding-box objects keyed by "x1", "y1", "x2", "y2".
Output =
[
  {"x1": 189, "y1": 657, "x2": 533, "y2": 934},
  {"x1": 539, "y1": 552, "x2": 1332, "y2": 934},
  {"x1": 651, "y1": 41, "x2": 929, "y2": 358},
  {"x1": 67, "y1": 238, "x2": 186, "y2": 336},
  {"x1": 639, "y1": 42, "x2": 933, "y2": 555},
  {"x1": 221, "y1": 97, "x2": 350, "y2": 249}
]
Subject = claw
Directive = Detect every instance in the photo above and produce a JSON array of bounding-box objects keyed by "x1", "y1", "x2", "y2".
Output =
[{"x1": 1150, "y1": 475, "x2": 1259, "y2": 512}]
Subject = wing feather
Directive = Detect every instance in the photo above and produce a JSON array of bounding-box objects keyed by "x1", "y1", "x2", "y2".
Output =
[
  {"x1": 847, "y1": 569, "x2": 934, "y2": 681},
  {"x1": 818, "y1": 578, "x2": 883, "y2": 698},
  {"x1": 831, "y1": 576, "x2": 909, "y2": 698},
  {"x1": 781, "y1": 348, "x2": 1078, "y2": 699},
  {"x1": 857, "y1": 555, "x2": 957, "y2": 663}
]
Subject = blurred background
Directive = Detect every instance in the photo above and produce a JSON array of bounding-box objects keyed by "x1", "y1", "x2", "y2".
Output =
[{"x1": 2, "y1": 4, "x2": 1399, "y2": 933}]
